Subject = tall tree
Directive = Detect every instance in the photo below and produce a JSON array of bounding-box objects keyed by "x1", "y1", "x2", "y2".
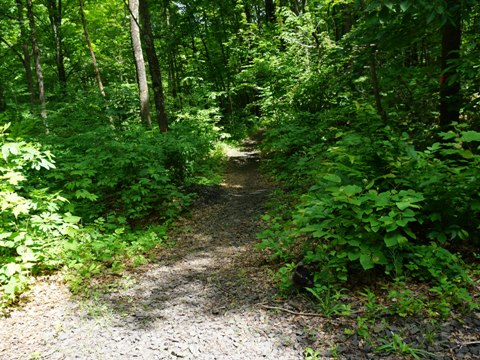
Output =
[
  {"x1": 439, "y1": 0, "x2": 462, "y2": 128},
  {"x1": 26, "y1": 0, "x2": 48, "y2": 128},
  {"x1": 16, "y1": 0, "x2": 35, "y2": 106},
  {"x1": 79, "y1": 0, "x2": 106, "y2": 97},
  {"x1": 139, "y1": 0, "x2": 168, "y2": 132},
  {"x1": 46, "y1": 0, "x2": 67, "y2": 94},
  {"x1": 129, "y1": 0, "x2": 152, "y2": 129},
  {"x1": 265, "y1": 0, "x2": 276, "y2": 23}
]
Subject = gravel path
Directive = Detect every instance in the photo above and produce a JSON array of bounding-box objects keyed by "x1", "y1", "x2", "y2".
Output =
[{"x1": 0, "y1": 139, "x2": 324, "y2": 360}]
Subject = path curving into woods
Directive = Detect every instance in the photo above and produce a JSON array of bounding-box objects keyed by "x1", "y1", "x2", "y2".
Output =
[{"x1": 0, "y1": 138, "x2": 327, "y2": 360}]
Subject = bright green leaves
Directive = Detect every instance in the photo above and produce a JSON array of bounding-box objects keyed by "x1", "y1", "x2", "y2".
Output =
[
  {"x1": 460, "y1": 130, "x2": 480, "y2": 143},
  {"x1": 400, "y1": 1, "x2": 412, "y2": 12},
  {"x1": 296, "y1": 184, "x2": 423, "y2": 272},
  {"x1": 384, "y1": 232, "x2": 408, "y2": 247},
  {"x1": 323, "y1": 174, "x2": 342, "y2": 183},
  {"x1": 0, "y1": 126, "x2": 75, "y2": 307}
]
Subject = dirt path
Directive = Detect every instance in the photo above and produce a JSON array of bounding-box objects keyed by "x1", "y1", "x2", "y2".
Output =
[{"x1": 0, "y1": 139, "x2": 325, "y2": 360}]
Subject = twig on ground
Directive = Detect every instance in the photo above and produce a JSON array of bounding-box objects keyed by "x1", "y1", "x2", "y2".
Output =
[
  {"x1": 458, "y1": 341, "x2": 480, "y2": 348},
  {"x1": 259, "y1": 304, "x2": 325, "y2": 317}
]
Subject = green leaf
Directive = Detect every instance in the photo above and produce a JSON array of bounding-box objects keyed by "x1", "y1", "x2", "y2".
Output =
[
  {"x1": 343, "y1": 185, "x2": 362, "y2": 196},
  {"x1": 384, "y1": 0, "x2": 395, "y2": 11},
  {"x1": 461, "y1": 131, "x2": 480, "y2": 142},
  {"x1": 323, "y1": 174, "x2": 341, "y2": 183},
  {"x1": 384, "y1": 232, "x2": 408, "y2": 247},
  {"x1": 5, "y1": 263, "x2": 22, "y2": 277},
  {"x1": 17, "y1": 246, "x2": 38, "y2": 262},
  {"x1": 400, "y1": 1, "x2": 411, "y2": 12},
  {"x1": 0, "y1": 232, "x2": 12, "y2": 240},
  {"x1": 63, "y1": 213, "x2": 81, "y2": 224},
  {"x1": 348, "y1": 252, "x2": 360, "y2": 261},
  {"x1": 360, "y1": 253, "x2": 374, "y2": 270}
]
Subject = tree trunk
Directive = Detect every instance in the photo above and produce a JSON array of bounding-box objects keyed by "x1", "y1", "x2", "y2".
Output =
[
  {"x1": 439, "y1": 0, "x2": 462, "y2": 128},
  {"x1": 79, "y1": 0, "x2": 106, "y2": 98},
  {"x1": 47, "y1": 0, "x2": 67, "y2": 94},
  {"x1": 129, "y1": 0, "x2": 152, "y2": 129},
  {"x1": 0, "y1": 83, "x2": 6, "y2": 112},
  {"x1": 243, "y1": 0, "x2": 252, "y2": 23},
  {"x1": 369, "y1": 48, "x2": 387, "y2": 124},
  {"x1": 16, "y1": 0, "x2": 35, "y2": 107},
  {"x1": 26, "y1": 0, "x2": 48, "y2": 130},
  {"x1": 139, "y1": 0, "x2": 168, "y2": 132},
  {"x1": 265, "y1": 0, "x2": 275, "y2": 23}
]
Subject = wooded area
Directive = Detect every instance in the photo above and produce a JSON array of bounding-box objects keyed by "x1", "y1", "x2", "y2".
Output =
[{"x1": 1, "y1": 0, "x2": 479, "y2": 355}]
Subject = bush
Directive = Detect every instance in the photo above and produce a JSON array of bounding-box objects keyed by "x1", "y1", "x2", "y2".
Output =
[
  {"x1": 258, "y1": 106, "x2": 479, "y2": 309},
  {"x1": 0, "y1": 123, "x2": 79, "y2": 306}
]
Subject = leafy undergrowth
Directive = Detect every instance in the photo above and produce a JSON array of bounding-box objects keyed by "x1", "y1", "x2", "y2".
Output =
[
  {"x1": 0, "y1": 106, "x2": 227, "y2": 311},
  {"x1": 256, "y1": 106, "x2": 480, "y2": 357}
]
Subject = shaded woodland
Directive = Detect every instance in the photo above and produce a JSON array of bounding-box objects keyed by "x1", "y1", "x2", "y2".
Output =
[{"x1": 1, "y1": 1, "x2": 479, "y2": 354}]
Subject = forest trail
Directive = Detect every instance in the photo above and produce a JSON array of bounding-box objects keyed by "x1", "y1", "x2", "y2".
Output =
[{"x1": 0, "y1": 138, "x2": 326, "y2": 360}]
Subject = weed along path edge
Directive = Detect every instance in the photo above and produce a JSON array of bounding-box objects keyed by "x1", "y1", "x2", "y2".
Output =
[{"x1": 0, "y1": 138, "x2": 328, "y2": 360}]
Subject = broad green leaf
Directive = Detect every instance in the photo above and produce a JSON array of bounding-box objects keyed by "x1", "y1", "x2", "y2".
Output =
[
  {"x1": 439, "y1": 131, "x2": 456, "y2": 140},
  {"x1": 385, "y1": 0, "x2": 395, "y2": 11},
  {"x1": 63, "y1": 213, "x2": 81, "y2": 224},
  {"x1": 343, "y1": 185, "x2": 362, "y2": 196},
  {"x1": 384, "y1": 232, "x2": 408, "y2": 247},
  {"x1": 17, "y1": 246, "x2": 38, "y2": 262},
  {"x1": 461, "y1": 131, "x2": 480, "y2": 142},
  {"x1": 5, "y1": 263, "x2": 22, "y2": 277},
  {"x1": 1, "y1": 171, "x2": 25, "y2": 185},
  {"x1": 403, "y1": 227, "x2": 417, "y2": 239},
  {"x1": 0, "y1": 232, "x2": 12, "y2": 240},
  {"x1": 12, "y1": 202, "x2": 32, "y2": 217},
  {"x1": 348, "y1": 252, "x2": 360, "y2": 261},
  {"x1": 400, "y1": 1, "x2": 411, "y2": 12},
  {"x1": 359, "y1": 253, "x2": 374, "y2": 270},
  {"x1": 323, "y1": 174, "x2": 341, "y2": 183},
  {"x1": 1, "y1": 143, "x2": 19, "y2": 160}
]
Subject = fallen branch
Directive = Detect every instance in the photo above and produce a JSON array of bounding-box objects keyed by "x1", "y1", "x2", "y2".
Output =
[
  {"x1": 458, "y1": 341, "x2": 480, "y2": 348},
  {"x1": 259, "y1": 304, "x2": 325, "y2": 317}
]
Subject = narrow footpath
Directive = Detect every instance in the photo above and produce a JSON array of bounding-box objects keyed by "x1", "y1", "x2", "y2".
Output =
[{"x1": 0, "y1": 139, "x2": 327, "y2": 360}]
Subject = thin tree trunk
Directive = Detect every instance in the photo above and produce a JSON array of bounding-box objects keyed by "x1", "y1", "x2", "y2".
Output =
[
  {"x1": 168, "y1": 51, "x2": 177, "y2": 99},
  {"x1": 369, "y1": 48, "x2": 387, "y2": 124},
  {"x1": 243, "y1": 0, "x2": 252, "y2": 23},
  {"x1": 79, "y1": 0, "x2": 106, "y2": 97},
  {"x1": 439, "y1": 0, "x2": 462, "y2": 128},
  {"x1": 26, "y1": 0, "x2": 48, "y2": 131},
  {"x1": 165, "y1": 5, "x2": 177, "y2": 100},
  {"x1": 0, "y1": 83, "x2": 6, "y2": 112},
  {"x1": 16, "y1": 0, "x2": 35, "y2": 107},
  {"x1": 265, "y1": 0, "x2": 275, "y2": 24},
  {"x1": 139, "y1": 0, "x2": 168, "y2": 132},
  {"x1": 129, "y1": 0, "x2": 152, "y2": 129},
  {"x1": 47, "y1": 0, "x2": 67, "y2": 94}
]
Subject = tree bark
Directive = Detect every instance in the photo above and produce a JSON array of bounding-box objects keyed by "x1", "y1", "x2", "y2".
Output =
[
  {"x1": 0, "y1": 83, "x2": 6, "y2": 112},
  {"x1": 265, "y1": 0, "x2": 275, "y2": 24},
  {"x1": 79, "y1": 0, "x2": 106, "y2": 97},
  {"x1": 26, "y1": 0, "x2": 48, "y2": 129},
  {"x1": 439, "y1": 0, "x2": 462, "y2": 128},
  {"x1": 47, "y1": 0, "x2": 67, "y2": 94},
  {"x1": 139, "y1": 0, "x2": 168, "y2": 132},
  {"x1": 129, "y1": 0, "x2": 152, "y2": 129},
  {"x1": 369, "y1": 48, "x2": 387, "y2": 124},
  {"x1": 16, "y1": 0, "x2": 35, "y2": 107}
]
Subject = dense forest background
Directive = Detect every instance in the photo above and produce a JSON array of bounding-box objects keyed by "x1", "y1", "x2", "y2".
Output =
[{"x1": 1, "y1": 0, "x2": 479, "y2": 333}]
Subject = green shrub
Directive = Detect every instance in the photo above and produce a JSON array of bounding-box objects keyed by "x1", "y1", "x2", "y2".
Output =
[
  {"x1": 258, "y1": 106, "x2": 479, "y2": 310},
  {"x1": 0, "y1": 123, "x2": 79, "y2": 306}
]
